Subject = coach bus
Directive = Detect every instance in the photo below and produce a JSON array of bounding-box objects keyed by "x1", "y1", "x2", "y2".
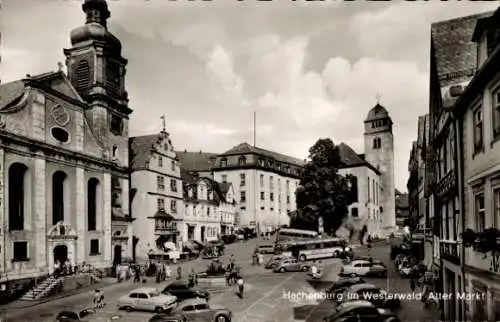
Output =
[
  {"x1": 278, "y1": 238, "x2": 351, "y2": 261},
  {"x1": 275, "y1": 228, "x2": 318, "y2": 242}
]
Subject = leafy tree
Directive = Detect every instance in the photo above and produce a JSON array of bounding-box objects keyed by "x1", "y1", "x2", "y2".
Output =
[{"x1": 295, "y1": 138, "x2": 354, "y2": 234}]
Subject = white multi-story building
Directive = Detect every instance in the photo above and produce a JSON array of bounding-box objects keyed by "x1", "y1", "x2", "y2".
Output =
[
  {"x1": 180, "y1": 171, "x2": 236, "y2": 243},
  {"x1": 210, "y1": 143, "x2": 303, "y2": 232},
  {"x1": 129, "y1": 130, "x2": 183, "y2": 262}
]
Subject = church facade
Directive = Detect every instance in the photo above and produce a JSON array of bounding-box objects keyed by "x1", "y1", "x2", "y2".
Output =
[
  {"x1": 0, "y1": 0, "x2": 133, "y2": 284},
  {"x1": 339, "y1": 104, "x2": 397, "y2": 238}
]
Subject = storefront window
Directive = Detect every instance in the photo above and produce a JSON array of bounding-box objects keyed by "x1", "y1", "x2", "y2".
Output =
[{"x1": 472, "y1": 282, "x2": 487, "y2": 322}]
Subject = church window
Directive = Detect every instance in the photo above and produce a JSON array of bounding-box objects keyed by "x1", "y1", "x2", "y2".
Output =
[
  {"x1": 52, "y1": 171, "x2": 68, "y2": 225},
  {"x1": 8, "y1": 163, "x2": 29, "y2": 231},
  {"x1": 87, "y1": 178, "x2": 99, "y2": 231},
  {"x1": 105, "y1": 61, "x2": 120, "y2": 94},
  {"x1": 13, "y1": 241, "x2": 28, "y2": 262},
  {"x1": 350, "y1": 176, "x2": 358, "y2": 202},
  {"x1": 51, "y1": 127, "x2": 70, "y2": 143},
  {"x1": 110, "y1": 115, "x2": 123, "y2": 135},
  {"x1": 373, "y1": 138, "x2": 381, "y2": 149},
  {"x1": 75, "y1": 60, "x2": 90, "y2": 90}
]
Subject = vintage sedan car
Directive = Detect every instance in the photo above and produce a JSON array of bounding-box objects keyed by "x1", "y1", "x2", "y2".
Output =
[
  {"x1": 325, "y1": 277, "x2": 365, "y2": 300},
  {"x1": 322, "y1": 300, "x2": 400, "y2": 322},
  {"x1": 265, "y1": 254, "x2": 295, "y2": 269},
  {"x1": 148, "y1": 313, "x2": 188, "y2": 322},
  {"x1": 341, "y1": 283, "x2": 401, "y2": 310},
  {"x1": 162, "y1": 280, "x2": 210, "y2": 301},
  {"x1": 117, "y1": 287, "x2": 177, "y2": 313},
  {"x1": 56, "y1": 309, "x2": 123, "y2": 322},
  {"x1": 169, "y1": 298, "x2": 232, "y2": 322},
  {"x1": 340, "y1": 260, "x2": 387, "y2": 277},
  {"x1": 273, "y1": 258, "x2": 309, "y2": 273}
]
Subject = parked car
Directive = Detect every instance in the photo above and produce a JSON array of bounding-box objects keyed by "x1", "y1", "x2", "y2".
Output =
[
  {"x1": 325, "y1": 277, "x2": 365, "y2": 300},
  {"x1": 322, "y1": 300, "x2": 400, "y2": 322},
  {"x1": 265, "y1": 254, "x2": 295, "y2": 269},
  {"x1": 162, "y1": 280, "x2": 209, "y2": 301},
  {"x1": 168, "y1": 298, "x2": 231, "y2": 322},
  {"x1": 273, "y1": 258, "x2": 310, "y2": 273},
  {"x1": 55, "y1": 309, "x2": 123, "y2": 322},
  {"x1": 340, "y1": 260, "x2": 387, "y2": 277},
  {"x1": 340, "y1": 283, "x2": 400, "y2": 310},
  {"x1": 234, "y1": 232, "x2": 245, "y2": 240},
  {"x1": 221, "y1": 234, "x2": 237, "y2": 244},
  {"x1": 117, "y1": 287, "x2": 177, "y2": 313},
  {"x1": 148, "y1": 313, "x2": 188, "y2": 322},
  {"x1": 257, "y1": 244, "x2": 275, "y2": 254}
]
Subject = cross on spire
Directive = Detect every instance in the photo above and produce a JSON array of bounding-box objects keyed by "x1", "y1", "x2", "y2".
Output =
[
  {"x1": 376, "y1": 93, "x2": 382, "y2": 104},
  {"x1": 160, "y1": 115, "x2": 166, "y2": 132}
]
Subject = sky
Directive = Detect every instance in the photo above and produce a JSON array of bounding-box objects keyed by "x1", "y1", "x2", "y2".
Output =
[{"x1": 1, "y1": 0, "x2": 498, "y2": 192}]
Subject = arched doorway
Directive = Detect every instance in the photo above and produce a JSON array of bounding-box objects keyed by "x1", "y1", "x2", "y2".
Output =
[
  {"x1": 53, "y1": 244, "x2": 68, "y2": 265},
  {"x1": 113, "y1": 244, "x2": 122, "y2": 266}
]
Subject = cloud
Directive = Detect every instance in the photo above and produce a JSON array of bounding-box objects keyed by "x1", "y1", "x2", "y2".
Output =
[
  {"x1": 2, "y1": 0, "x2": 500, "y2": 192},
  {"x1": 206, "y1": 45, "x2": 243, "y2": 95}
]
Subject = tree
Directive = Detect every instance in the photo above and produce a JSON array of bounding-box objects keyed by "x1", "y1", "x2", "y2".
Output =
[{"x1": 295, "y1": 138, "x2": 354, "y2": 234}]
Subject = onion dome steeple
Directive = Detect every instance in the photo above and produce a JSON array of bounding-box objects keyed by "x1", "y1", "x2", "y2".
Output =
[{"x1": 83, "y1": 0, "x2": 110, "y2": 27}]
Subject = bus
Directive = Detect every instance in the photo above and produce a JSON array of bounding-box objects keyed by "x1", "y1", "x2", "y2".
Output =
[
  {"x1": 275, "y1": 228, "x2": 318, "y2": 242},
  {"x1": 278, "y1": 238, "x2": 351, "y2": 261}
]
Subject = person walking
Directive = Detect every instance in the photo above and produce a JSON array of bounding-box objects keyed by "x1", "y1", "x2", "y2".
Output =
[
  {"x1": 236, "y1": 275, "x2": 244, "y2": 299},
  {"x1": 165, "y1": 263, "x2": 171, "y2": 279},
  {"x1": 410, "y1": 277, "x2": 416, "y2": 293}
]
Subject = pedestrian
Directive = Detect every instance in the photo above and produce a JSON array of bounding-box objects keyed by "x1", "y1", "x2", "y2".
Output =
[
  {"x1": 236, "y1": 275, "x2": 244, "y2": 298},
  {"x1": 165, "y1": 263, "x2": 171, "y2": 279},
  {"x1": 93, "y1": 289, "x2": 103, "y2": 309},
  {"x1": 311, "y1": 261, "x2": 318, "y2": 279},
  {"x1": 177, "y1": 265, "x2": 182, "y2": 280},
  {"x1": 410, "y1": 277, "x2": 416, "y2": 292}
]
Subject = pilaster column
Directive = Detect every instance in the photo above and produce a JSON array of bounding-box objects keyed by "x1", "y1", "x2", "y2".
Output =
[
  {"x1": 33, "y1": 157, "x2": 47, "y2": 268},
  {"x1": 126, "y1": 224, "x2": 133, "y2": 260},
  {"x1": 103, "y1": 173, "x2": 112, "y2": 265},
  {"x1": 121, "y1": 178, "x2": 129, "y2": 215},
  {"x1": 75, "y1": 167, "x2": 85, "y2": 263},
  {"x1": 0, "y1": 148, "x2": 5, "y2": 274}
]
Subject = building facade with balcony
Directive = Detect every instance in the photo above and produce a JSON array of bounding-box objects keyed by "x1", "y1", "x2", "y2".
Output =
[
  {"x1": 452, "y1": 8, "x2": 500, "y2": 321},
  {"x1": 129, "y1": 130, "x2": 183, "y2": 262},
  {"x1": 180, "y1": 170, "x2": 236, "y2": 243},
  {"x1": 211, "y1": 143, "x2": 303, "y2": 232},
  {"x1": 428, "y1": 11, "x2": 493, "y2": 322},
  {"x1": 0, "y1": 0, "x2": 134, "y2": 289}
]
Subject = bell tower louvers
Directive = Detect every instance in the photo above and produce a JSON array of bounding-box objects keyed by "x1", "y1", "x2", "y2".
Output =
[{"x1": 63, "y1": 0, "x2": 132, "y2": 148}]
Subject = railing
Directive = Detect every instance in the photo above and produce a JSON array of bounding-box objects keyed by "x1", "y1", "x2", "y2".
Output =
[{"x1": 440, "y1": 240, "x2": 460, "y2": 265}]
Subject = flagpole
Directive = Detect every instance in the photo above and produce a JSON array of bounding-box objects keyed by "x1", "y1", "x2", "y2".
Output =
[{"x1": 253, "y1": 111, "x2": 256, "y2": 147}]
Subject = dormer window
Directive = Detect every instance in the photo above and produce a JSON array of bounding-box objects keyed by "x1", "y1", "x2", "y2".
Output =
[
  {"x1": 258, "y1": 159, "x2": 265, "y2": 167},
  {"x1": 221, "y1": 158, "x2": 228, "y2": 167},
  {"x1": 276, "y1": 163, "x2": 281, "y2": 170},
  {"x1": 269, "y1": 160, "x2": 274, "y2": 168},
  {"x1": 238, "y1": 156, "x2": 246, "y2": 166}
]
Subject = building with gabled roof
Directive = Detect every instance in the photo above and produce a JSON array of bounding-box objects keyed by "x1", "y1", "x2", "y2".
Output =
[
  {"x1": 180, "y1": 169, "x2": 236, "y2": 243},
  {"x1": 0, "y1": 0, "x2": 134, "y2": 288},
  {"x1": 129, "y1": 129, "x2": 183, "y2": 261}
]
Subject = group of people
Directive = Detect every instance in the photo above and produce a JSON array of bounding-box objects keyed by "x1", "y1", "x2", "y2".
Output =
[{"x1": 409, "y1": 270, "x2": 438, "y2": 307}]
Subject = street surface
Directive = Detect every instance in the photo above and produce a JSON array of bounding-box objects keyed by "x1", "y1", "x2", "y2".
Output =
[{"x1": 0, "y1": 238, "x2": 440, "y2": 322}]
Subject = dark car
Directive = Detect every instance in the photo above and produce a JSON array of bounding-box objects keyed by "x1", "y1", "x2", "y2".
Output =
[
  {"x1": 341, "y1": 283, "x2": 401, "y2": 310},
  {"x1": 149, "y1": 313, "x2": 188, "y2": 322},
  {"x1": 326, "y1": 277, "x2": 365, "y2": 301},
  {"x1": 322, "y1": 300, "x2": 400, "y2": 322},
  {"x1": 56, "y1": 309, "x2": 121, "y2": 322},
  {"x1": 162, "y1": 280, "x2": 210, "y2": 301},
  {"x1": 221, "y1": 234, "x2": 237, "y2": 244}
]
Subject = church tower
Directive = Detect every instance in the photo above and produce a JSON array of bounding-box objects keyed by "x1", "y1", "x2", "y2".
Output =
[
  {"x1": 63, "y1": 0, "x2": 132, "y2": 166},
  {"x1": 363, "y1": 103, "x2": 396, "y2": 232}
]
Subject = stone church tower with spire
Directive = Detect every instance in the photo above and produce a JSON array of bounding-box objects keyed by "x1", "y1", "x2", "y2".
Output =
[
  {"x1": 363, "y1": 103, "x2": 396, "y2": 232},
  {"x1": 0, "y1": 0, "x2": 134, "y2": 287}
]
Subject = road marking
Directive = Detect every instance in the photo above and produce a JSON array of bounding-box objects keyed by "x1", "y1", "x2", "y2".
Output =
[{"x1": 241, "y1": 272, "x2": 298, "y2": 316}]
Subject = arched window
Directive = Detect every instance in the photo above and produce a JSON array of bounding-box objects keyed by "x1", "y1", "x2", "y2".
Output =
[
  {"x1": 373, "y1": 138, "x2": 378, "y2": 149},
  {"x1": 220, "y1": 158, "x2": 228, "y2": 167},
  {"x1": 8, "y1": 163, "x2": 29, "y2": 231},
  {"x1": 52, "y1": 171, "x2": 68, "y2": 225},
  {"x1": 238, "y1": 156, "x2": 246, "y2": 166},
  {"x1": 88, "y1": 178, "x2": 99, "y2": 231},
  {"x1": 373, "y1": 138, "x2": 382, "y2": 149},
  {"x1": 377, "y1": 138, "x2": 382, "y2": 148},
  {"x1": 350, "y1": 176, "x2": 358, "y2": 202}
]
